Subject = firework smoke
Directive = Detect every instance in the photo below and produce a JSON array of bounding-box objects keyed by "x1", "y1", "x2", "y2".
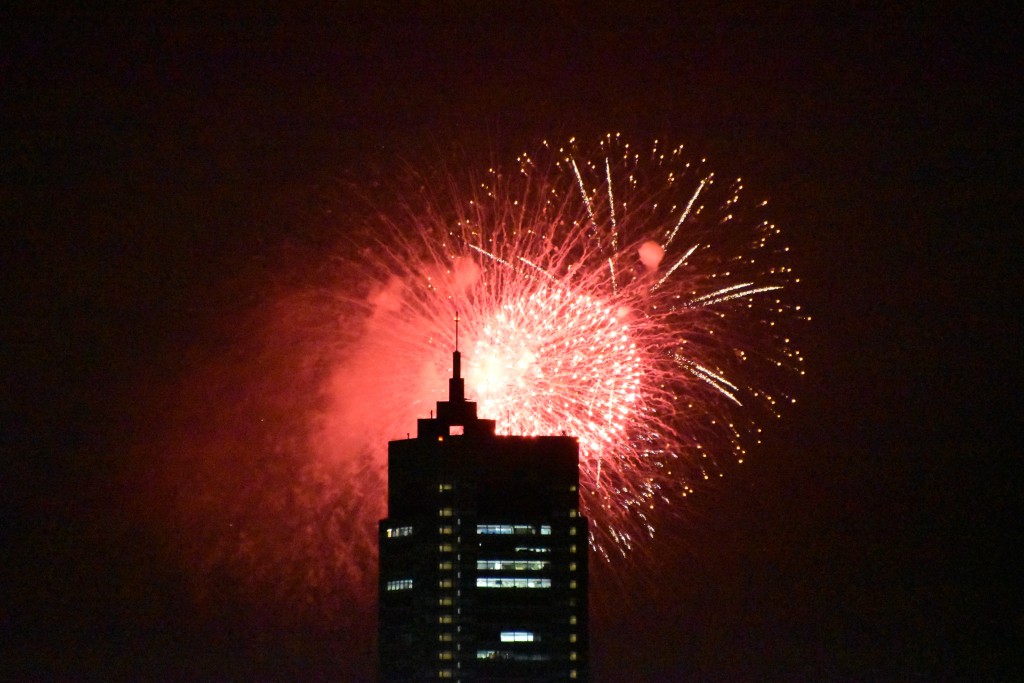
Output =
[{"x1": 148, "y1": 135, "x2": 802, "y2": 632}]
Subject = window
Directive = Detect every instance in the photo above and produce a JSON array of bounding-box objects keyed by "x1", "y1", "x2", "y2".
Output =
[
  {"x1": 439, "y1": 615, "x2": 453, "y2": 624},
  {"x1": 500, "y1": 631, "x2": 535, "y2": 642},
  {"x1": 514, "y1": 545, "x2": 550, "y2": 553},
  {"x1": 449, "y1": 425, "x2": 464, "y2": 435},
  {"x1": 569, "y1": 580, "x2": 577, "y2": 589},
  {"x1": 477, "y1": 559, "x2": 549, "y2": 571},
  {"x1": 570, "y1": 615, "x2": 577, "y2": 625},
  {"x1": 570, "y1": 651, "x2": 578, "y2": 661},
  {"x1": 439, "y1": 633, "x2": 453, "y2": 641},
  {"x1": 438, "y1": 543, "x2": 453, "y2": 553},
  {"x1": 477, "y1": 650, "x2": 551, "y2": 662},
  {"x1": 569, "y1": 509, "x2": 578, "y2": 517},
  {"x1": 477, "y1": 524, "x2": 550, "y2": 536},
  {"x1": 439, "y1": 597, "x2": 453, "y2": 606},
  {"x1": 569, "y1": 562, "x2": 577, "y2": 571},
  {"x1": 439, "y1": 526, "x2": 453, "y2": 535},
  {"x1": 386, "y1": 526, "x2": 413, "y2": 538},
  {"x1": 438, "y1": 579, "x2": 453, "y2": 588},
  {"x1": 439, "y1": 561, "x2": 454, "y2": 570},
  {"x1": 439, "y1": 482, "x2": 454, "y2": 492},
  {"x1": 385, "y1": 578, "x2": 413, "y2": 591},
  {"x1": 439, "y1": 507, "x2": 454, "y2": 517},
  {"x1": 438, "y1": 651, "x2": 453, "y2": 660},
  {"x1": 476, "y1": 577, "x2": 551, "y2": 589},
  {"x1": 569, "y1": 526, "x2": 577, "y2": 536},
  {"x1": 570, "y1": 669, "x2": 578, "y2": 679},
  {"x1": 570, "y1": 544, "x2": 577, "y2": 553},
  {"x1": 570, "y1": 633, "x2": 577, "y2": 643},
  {"x1": 439, "y1": 670, "x2": 453, "y2": 678}
]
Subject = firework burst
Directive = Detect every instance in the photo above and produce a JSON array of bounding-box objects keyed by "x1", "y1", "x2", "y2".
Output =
[
  {"x1": 148, "y1": 135, "x2": 802, "y2": 634},
  {"x1": 335, "y1": 134, "x2": 803, "y2": 559}
]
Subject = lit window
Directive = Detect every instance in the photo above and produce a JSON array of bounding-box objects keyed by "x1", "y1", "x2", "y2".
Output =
[
  {"x1": 439, "y1": 632, "x2": 453, "y2": 641},
  {"x1": 439, "y1": 526, "x2": 453, "y2": 535},
  {"x1": 439, "y1": 615, "x2": 453, "y2": 624},
  {"x1": 569, "y1": 526, "x2": 577, "y2": 535},
  {"x1": 439, "y1": 597, "x2": 452, "y2": 606},
  {"x1": 477, "y1": 650, "x2": 551, "y2": 662},
  {"x1": 570, "y1": 544, "x2": 577, "y2": 553},
  {"x1": 439, "y1": 482, "x2": 454, "y2": 492},
  {"x1": 500, "y1": 631, "x2": 535, "y2": 642},
  {"x1": 439, "y1": 561, "x2": 454, "y2": 570},
  {"x1": 439, "y1": 579, "x2": 453, "y2": 588},
  {"x1": 570, "y1": 651, "x2": 578, "y2": 660},
  {"x1": 439, "y1": 543, "x2": 453, "y2": 552},
  {"x1": 385, "y1": 578, "x2": 413, "y2": 591},
  {"x1": 476, "y1": 524, "x2": 551, "y2": 536},
  {"x1": 449, "y1": 425, "x2": 464, "y2": 435},
  {"x1": 570, "y1": 669, "x2": 577, "y2": 679},
  {"x1": 439, "y1": 507, "x2": 454, "y2": 517},
  {"x1": 570, "y1": 633, "x2": 577, "y2": 643},
  {"x1": 438, "y1": 651, "x2": 453, "y2": 660},
  {"x1": 437, "y1": 436, "x2": 444, "y2": 442},
  {"x1": 476, "y1": 577, "x2": 551, "y2": 589},
  {"x1": 439, "y1": 670, "x2": 453, "y2": 678},
  {"x1": 569, "y1": 509, "x2": 578, "y2": 517},
  {"x1": 569, "y1": 485, "x2": 577, "y2": 492},
  {"x1": 569, "y1": 562, "x2": 577, "y2": 571},
  {"x1": 477, "y1": 559, "x2": 549, "y2": 571},
  {"x1": 570, "y1": 616, "x2": 577, "y2": 625},
  {"x1": 569, "y1": 580, "x2": 577, "y2": 589},
  {"x1": 386, "y1": 526, "x2": 413, "y2": 538}
]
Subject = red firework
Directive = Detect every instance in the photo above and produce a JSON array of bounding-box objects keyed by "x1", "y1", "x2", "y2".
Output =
[{"x1": 150, "y1": 135, "x2": 803, "y2": 629}]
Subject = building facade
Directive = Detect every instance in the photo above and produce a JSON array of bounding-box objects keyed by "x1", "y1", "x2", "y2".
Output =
[{"x1": 379, "y1": 348, "x2": 588, "y2": 682}]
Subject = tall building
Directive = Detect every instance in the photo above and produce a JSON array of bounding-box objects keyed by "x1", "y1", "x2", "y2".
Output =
[{"x1": 379, "y1": 340, "x2": 589, "y2": 682}]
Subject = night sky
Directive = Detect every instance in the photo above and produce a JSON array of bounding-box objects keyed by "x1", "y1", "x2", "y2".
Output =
[{"x1": 3, "y1": 5, "x2": 1019, "y2": 682}]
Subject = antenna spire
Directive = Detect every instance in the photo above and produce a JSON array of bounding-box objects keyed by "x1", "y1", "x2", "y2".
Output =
[{"x1": 449, "y1": 312, "x2": 464, "y2": 400}]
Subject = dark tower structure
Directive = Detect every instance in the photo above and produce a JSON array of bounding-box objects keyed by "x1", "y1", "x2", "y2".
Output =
[{"x1": 379, "y1": 320, "x2": 589, "y2": 682}]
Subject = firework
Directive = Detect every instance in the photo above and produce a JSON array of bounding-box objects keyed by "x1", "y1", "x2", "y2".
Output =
[
  {"x1": 334, "y1": 134, "x2": 803, "y2": 559},
  {"x1": 148, "y1": 135, "x2": 802, "y2": 633}
]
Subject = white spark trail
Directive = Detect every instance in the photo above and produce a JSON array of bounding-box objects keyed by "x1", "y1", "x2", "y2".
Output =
[
  {"x1": 663, "y1": 177, "x2": 709, "y2": 249},
  {"x1": 606, "y1": 157, "x2": 618, "y2": 250},
  {"x1": 651, "y1": 243, "x2": 700, "y2": 291},
  {"x1": 688, "y1": 284, "x2": 783, "y2": 307},
  {"x1": 469, "y1": 243, "x2": 515, "y2": 270},
  {"x1": 572, "y1": 158, "x2": 598, "y2": 231},
  {"x1": 517, "y1": 257, "x2": 558, "y2": 281},
  {"x1": 677, "y1": 358, "x2": 743, "y2": 406}
]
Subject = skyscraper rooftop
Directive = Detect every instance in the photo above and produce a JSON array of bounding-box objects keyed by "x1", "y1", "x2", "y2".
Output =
[{"x1": 379, "y1": 326, "x2": 588, "y2": 682}]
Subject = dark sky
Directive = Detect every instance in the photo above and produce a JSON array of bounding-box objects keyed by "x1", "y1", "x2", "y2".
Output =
[{"x1": 3, "y1": 5, "x2": 1019, "y2": 682}]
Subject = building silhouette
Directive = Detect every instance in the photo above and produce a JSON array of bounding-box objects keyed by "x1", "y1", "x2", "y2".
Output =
[{"x1": 379, "y1": 336, "x2": 589, "y2": 682}]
